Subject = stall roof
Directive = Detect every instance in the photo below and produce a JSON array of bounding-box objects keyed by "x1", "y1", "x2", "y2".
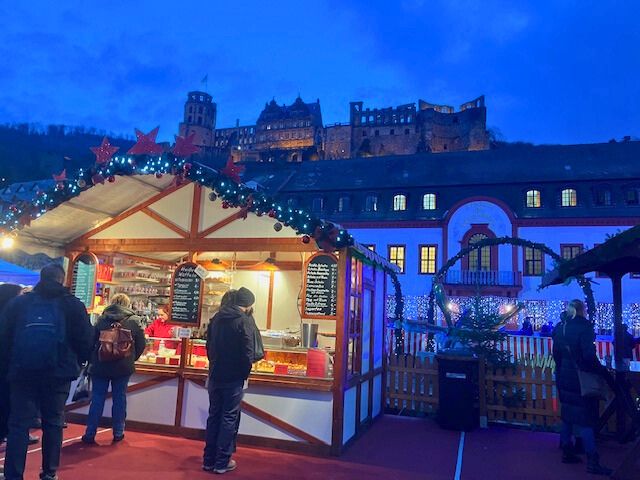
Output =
[{"x1": 0, "y1": 258, "x2": 39, "y2": 286}]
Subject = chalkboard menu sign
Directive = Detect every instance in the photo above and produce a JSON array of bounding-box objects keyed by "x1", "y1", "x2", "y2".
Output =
[
  {"x1": 303, "y1": 253, "x2": 338, "y2": 318},
  {"x1": 71, "y1": 253, "x2": 98, "y2": 310},
  {"x1": 170, "y1": 262, "x2": 204, "y2": 326}
]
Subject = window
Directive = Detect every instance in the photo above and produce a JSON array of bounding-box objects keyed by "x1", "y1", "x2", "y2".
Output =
[
  {"x1": 422, "y1": 193, "x2": 436, "y2": 210},
  {"x1": 388, "y1": 245, "x2": 406, "y2": 273},
  {"x1": 560, "y1": 244, "x2": 583, "y2": 260},
  {"x1": 625, "y1": 188, "x2": 639, "y2": 205},
  {"x1": 594, "y1": 188, "x2": 612, "y2": 206},
  {"x1": 523, "y1": 247, "x2": 544, "y2": 276},
  {"x1": 362, "y1": 131, "x2": 367, "y2": 137},
  {"x1": 404, "y1": 128, "x2": 410, "y2": 135},
  {"x1": 363, "y1": 244, "x2": 376, "y2": 252},
  {"x1": 364, "y1": 194, "x2": 378, "y2": 212},
  {"x1": 374, "y1": 130, "x2": 379, "y2": 137},
  {"x1": 390, "y1": 129, "x2": 395, "y2": 135},
  {"x1": 561, "y1": 188, "x2": 577, "y2": 207},
  {"x1": 468, "y1": 233, "x2": 490, "y2": 271},
  {"x1": 526, "y1": 190, "x2": 541, "y2": 208},
  {"x1": 392, "y1": 194, "x2": 407, "y2": 211},
  {"x1": 338, "y1": 196, "x2": 351, "y2": 212},
  {"x1": 419, "y1": 245, "x2": 437, "y2": 274},
  {"x1": 312, "y1": 197, "x2": 324, "y2": 213}
]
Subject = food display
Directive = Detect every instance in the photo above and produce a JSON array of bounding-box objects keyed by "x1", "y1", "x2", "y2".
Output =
[{"x1": 138, "y1": 337, "x2": 182, "y2": 367}]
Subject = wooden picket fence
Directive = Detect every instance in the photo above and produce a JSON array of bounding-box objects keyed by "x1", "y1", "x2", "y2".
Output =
[{"x1": 385, "y1": 353, "x2": 561, "y2": 429}]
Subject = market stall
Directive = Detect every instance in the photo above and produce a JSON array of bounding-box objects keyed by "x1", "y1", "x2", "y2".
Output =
[{"x1": 0, "y1": 144, "x2": 400, "y2": 455}]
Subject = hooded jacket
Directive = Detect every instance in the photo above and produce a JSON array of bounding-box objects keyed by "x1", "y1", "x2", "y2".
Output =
[
  {"x1": 0, "y1": 280, "x2": 94, "y2": 381},
  {"x1": 206, "y1": 305, "x2": 255, "y2": 384},
  {"x1": 89, "y1": 304, "x2": 146, "y2": 379}
]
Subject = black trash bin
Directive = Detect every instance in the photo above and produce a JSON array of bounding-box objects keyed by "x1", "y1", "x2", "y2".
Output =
[{"x1": 437, "y1": 354, "x2": 480, "y2": 431}]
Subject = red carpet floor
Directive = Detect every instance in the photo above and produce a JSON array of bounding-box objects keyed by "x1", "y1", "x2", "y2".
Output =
[{"x1": 1, "y1": 417, "x2": 634, "y2": 479}]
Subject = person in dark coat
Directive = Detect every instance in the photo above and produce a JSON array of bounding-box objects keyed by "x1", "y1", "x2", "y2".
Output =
[
  {"x1": 203, "y1": 287, "x2": 256, "y2": 474},
  {"x1": 552, "y1": 299, "x2": 613, "y2": 475},
  {"x1": 82, "y1": 293, "x2": 145, "y2": 444},
  {"x1": 0, "y1": 264, "x2": 94, "y2": 480}
]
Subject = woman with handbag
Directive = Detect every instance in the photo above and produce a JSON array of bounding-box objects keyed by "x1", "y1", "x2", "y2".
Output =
[
  {"x1": 552, "y1": 299, "x2": 614, "y2": 475},
  {"x1": 82, "y1": 294, "x2": 145, "y2": 444}
]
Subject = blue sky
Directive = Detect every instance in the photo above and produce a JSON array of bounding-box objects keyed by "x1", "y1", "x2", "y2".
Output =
[{"x1": 0, "y1": 0, "x2": 638, "y2": 144}]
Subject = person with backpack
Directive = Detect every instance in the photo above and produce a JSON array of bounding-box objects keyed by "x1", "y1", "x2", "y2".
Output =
[
  {"x1": 552, "y1": 299, "x2": 614, "y2": 476},
  {"x1": 0, "y1": 264, "x2": 94, "y2": 480},
  {"x1": 82, "y1": 293, "x2": 145, "y2": 445},
  {"x1": 203, "y1": 287, "x2": 257, "y2": 475}
]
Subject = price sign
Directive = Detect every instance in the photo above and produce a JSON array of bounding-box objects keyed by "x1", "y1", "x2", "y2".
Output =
[
  {"x1": 303, "y1": 253, "x2": 338, "y2": 318},
  {"x1": 169, "y1": 262, "x2": 204, "y2": 326},
  {"x1": 71, "y1": 253, "x2": 98, "y2": 310}
]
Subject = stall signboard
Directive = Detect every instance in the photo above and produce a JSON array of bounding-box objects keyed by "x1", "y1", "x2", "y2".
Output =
[
  {"x1": 71, "y1": 253, "x2": 98, "y2": 311},
  {"x1": 303, "y1": 253, "x2": 338, "y2": 318},
  {"x1": 170, "y1": 262, "x2": 204, "y2": 326}
]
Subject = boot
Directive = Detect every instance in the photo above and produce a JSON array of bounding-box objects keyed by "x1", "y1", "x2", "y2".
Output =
[
  {"x1": 573, "y1": 436, "x2": 585, "y2": 455},
  {"x1": 561, "y1": 444, "x2": 582, "y2": 464},
  {"x1": 586, "y1": 453, "x2": 613, "y2": 476}
]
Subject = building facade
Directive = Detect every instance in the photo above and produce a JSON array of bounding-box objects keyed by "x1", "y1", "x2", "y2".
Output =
[{"x1": 176, "y1": 91, "x2": 489, "y2": 162}]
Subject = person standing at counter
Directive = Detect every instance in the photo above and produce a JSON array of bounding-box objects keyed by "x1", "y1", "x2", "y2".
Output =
[
  {"x1": 203, "y1": 287, "x2": 256, "y2": 475},
  {"x1": 82, "y1": 294, "x2": 146, "y2": 445},
  {"x1": 144, "y1": 305, "x2": 173, "y2": 338}
]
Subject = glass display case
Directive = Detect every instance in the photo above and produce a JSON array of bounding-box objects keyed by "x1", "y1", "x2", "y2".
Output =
[{"x1": 137, "y1": 336, "x2": 184, "y2": 367}]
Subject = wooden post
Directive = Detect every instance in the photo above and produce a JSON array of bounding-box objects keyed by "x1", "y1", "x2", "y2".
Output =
[{"x1": 610, "y1": 272, "x2": 627, "y2": 439}]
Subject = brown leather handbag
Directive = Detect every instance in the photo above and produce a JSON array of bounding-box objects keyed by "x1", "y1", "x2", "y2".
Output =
[{"x1": 98, "y1": 323, "x2": 134, "y2": 362}]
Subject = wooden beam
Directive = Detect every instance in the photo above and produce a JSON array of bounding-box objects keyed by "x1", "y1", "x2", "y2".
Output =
[
  {"x1": 198, "y1": 208, "x2": 248, "y2": 239},
  {"x1": 69, "y1": 237, "x2": 317, "y2": 253},
  {"x1": 72, "y1": 182, "x2": 190, "y2": 243},
  {"x1": 141, "y1": 207, "x2": 189, "y2": 238},
  {"x1": 240, "y1": 401, "x2": 327, "y2": 445},
  {"x1": 190, "y1": 184, "x2": 203, "y2": 239},
  {"x1": 106, "y1": 252, "x2": 177, "y2": 267},
  {"x1": 266, "y1": 271, "x2": 275, "y2": 329}
]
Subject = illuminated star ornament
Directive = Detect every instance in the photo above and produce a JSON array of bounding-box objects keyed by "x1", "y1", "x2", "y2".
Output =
[
  {"x1": 127, "y1": 127, "x2": 164, "y2": 155},
  {"x1": 172, "y1": 133, "x2": 201, "y2": 158},
  {"x1": 221, "y1": 158, "x2": 245, "y2": 183},
  {"x1": 90, "y1": 137, "x2": 119, "y2": 164},
  {"x1": 52, "y1": 169, "x2": 67, "y2": 182}
]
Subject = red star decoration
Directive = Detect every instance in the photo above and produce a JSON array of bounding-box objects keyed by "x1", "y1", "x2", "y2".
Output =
[
  {"x1": 172, "y1": 133, "x2": 201, "y2": 158},
  {"x1": 90, "y1": 137, "x2": 119, "y2": 164},
  {"x1": 127, "y1": 127, "x2": 164, "y2": 155},
  {"x1": 220, "y1": 158, "x2": 245, "y2": 183},
  {"x1": 52, "y1": 169, "x2": 67, "y2": 182}
]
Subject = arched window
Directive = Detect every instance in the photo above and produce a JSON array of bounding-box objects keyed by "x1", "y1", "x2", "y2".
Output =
[
  {"x1": 365, "y1": 194, "x2": 378, "y2": 212},
  {"x1": 561, "y1": 188, "x2": 577, "y2": 207},
  {"x1": 593, "y1": 187, "x2": 612, "y2": 206},
  {"x1": 422, "y1": 193, "x2": 436, "y2": 210},
  {"x1": 526, "y1": 190, "x2": 541, "y2": 208},
  {"x1": 468, "y1": 233, "x2": 491, "y2": 272},
  {"x1": 392, "y1": 194, "x2": 407, "y2": 211},
  {"x1": 338, "y1": 196, "x2": 351, "y2": 212}
]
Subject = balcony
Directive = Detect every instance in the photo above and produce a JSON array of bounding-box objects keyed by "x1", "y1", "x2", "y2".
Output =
[{"x1": 442, "y1": 270, "x2": 522, "y2": 298}]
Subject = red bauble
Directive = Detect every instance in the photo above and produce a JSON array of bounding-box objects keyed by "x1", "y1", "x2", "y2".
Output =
[
  {"x1": 183, "y1": 162, "x2": 192, "y2": 171},
  {"x1": 222, "y1": 201, "x2": 230, "y2": 209},
  {"x1": 302, "y1": 235, "x2": 311, "y2": 244},
  {"x1": 55, "y1": 183, "x2": 64, "y2": 191},
  {"x1": 9, "y1": 205, "x2": 17, "y2": 212},
  {"x1": 91, "y1": 174, "x2": 105, "y2": 185},
  {"x1": 155, "y1": 172, "x2": 163, "y2": 179},
  {"x1": 268, "y1": 210, "x2": 276, "y2": 218},
  {"x1": 107, "y1": 176, "x2": 116, "y2": 183}
]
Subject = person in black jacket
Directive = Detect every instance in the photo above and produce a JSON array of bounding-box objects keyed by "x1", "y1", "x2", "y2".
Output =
[
  {"x1": 203, "y1": 287, "x2": 256, "y2": 475},
  {"x1": 82, "y1": 294, "x2": 145, "y2": 445},
  {"x1": 552, "y1": 299, "x2": 613, "y2": 475},
  {"x1": 0, "y1": 263, "x2": 94, "y2": 480}
]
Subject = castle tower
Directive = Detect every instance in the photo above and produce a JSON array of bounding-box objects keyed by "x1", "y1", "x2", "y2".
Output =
[{"x1": 178, "y1": 91, "x2": 216, "y2": 148}]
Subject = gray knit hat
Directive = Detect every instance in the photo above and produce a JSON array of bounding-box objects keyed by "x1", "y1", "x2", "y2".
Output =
[{"x1": 235, "y1": 287, "x2": 255, "y2": 307}]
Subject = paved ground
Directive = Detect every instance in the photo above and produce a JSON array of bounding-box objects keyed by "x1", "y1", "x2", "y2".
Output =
[{"x1": 1, "y1": 417, "x2": 634, "y2": 479}]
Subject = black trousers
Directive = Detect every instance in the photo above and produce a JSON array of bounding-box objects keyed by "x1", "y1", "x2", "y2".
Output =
[
  {"x1": 3, "y1": 379, "x2": 70, "y2": 480},
  {"x1": 203, "y1": 380, "x2": 244, "y2": 470},
  {"x1": 0, "y1": 377, "x2": 9, "y2": 440}
]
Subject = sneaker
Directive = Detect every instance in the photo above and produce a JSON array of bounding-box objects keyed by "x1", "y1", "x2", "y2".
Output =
[
  {"x1": 29, "y1": 434, "x2": 40, "y2": 445},
  {"x1": 203, "y1": 464, "x2": 216, "y2": 472},
  {"x1": 586, "y1": 454, "x2": 613, "y2": 476},
  {"x1": 213, "y1": 459, "x2": 237, "y2": 474},
  {"x1": 81, "y1": 435, "x2": 96, "y2": 445},
  {"x1": 113, "y1": 434, "x2": 125, "y2": 443},
  {"x1": 39, "y1": 474, "x2": 58, "y2": 480},
  {"x1": 561, "y1": 445, "x2": 581, "y2": 464}
]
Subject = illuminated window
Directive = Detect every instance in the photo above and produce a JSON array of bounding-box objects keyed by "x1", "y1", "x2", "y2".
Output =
[
  {"x1": 561, "y1": 188, "x2": 577, "y2": 207},
  {"x1": 419, "y1": 245, "x2": 437, "y2": 274},
  {"x1": 468, "y1": 233, "x2": 490, "y2": 272},
  {"x1": 365, "y1": 194, "x2": 378, "y2": 212},
  {"x1": 422, "y1": 193, "x2": 436, "y2": 210},
  {"x1": 338, "y1": 196, "x2": 351, "y2": 212},
  {"x1": 526, "y1": 190, "x2": 541, "y2": 208},
  {"x1": 524, "y1": 247, "x2": 543, "y2": 276},
  {"x1": 388, "y1": 245, "x2": 406, "y2": 273},
  {"x1": 560, "y1": 244, "x2": 583, "y2": 260},
  {"x1": 393, "y1": 194, "x2": 407, "y2": 211}
]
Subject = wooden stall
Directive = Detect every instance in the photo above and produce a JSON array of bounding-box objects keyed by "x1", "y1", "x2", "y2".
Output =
[{"x1": 8, "y1": 173, "x2": 397, "y2": 456}]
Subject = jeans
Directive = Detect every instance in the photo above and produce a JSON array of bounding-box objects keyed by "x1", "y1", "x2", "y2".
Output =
[
  {"x1": 560, "y1": 420, "x2": 597, "y2": 455},
  {"x1": 0, "y1": 377, "x2": 9, "y2": 440},
  {"x1": 3, "y1": 379, "x2": 71, "y2": 480},
  {"x1": 203, "y1": 380, "x2": 244, "y2": 470},
  {"x1": 85, "y1": 376, "x2": 130, "y2": 438}
]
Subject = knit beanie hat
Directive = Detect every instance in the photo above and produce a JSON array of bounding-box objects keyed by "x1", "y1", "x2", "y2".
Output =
[{"x1": 235, "y1": 287, "x2": 255, "y2": 307}]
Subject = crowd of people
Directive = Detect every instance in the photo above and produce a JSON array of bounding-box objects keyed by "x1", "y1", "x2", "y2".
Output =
[{"x1": 0, "y1": 263, "x2": 261, "y2": 479}]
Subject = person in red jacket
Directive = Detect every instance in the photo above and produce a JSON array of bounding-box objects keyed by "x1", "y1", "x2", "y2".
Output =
[{"x1": 145, "y1": 306, "x2": 174, "y2": 338}]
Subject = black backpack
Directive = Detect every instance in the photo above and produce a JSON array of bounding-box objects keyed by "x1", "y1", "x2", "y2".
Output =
[{"x1": 10, "y1": 294, "x2": 66, "y2": 377}]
